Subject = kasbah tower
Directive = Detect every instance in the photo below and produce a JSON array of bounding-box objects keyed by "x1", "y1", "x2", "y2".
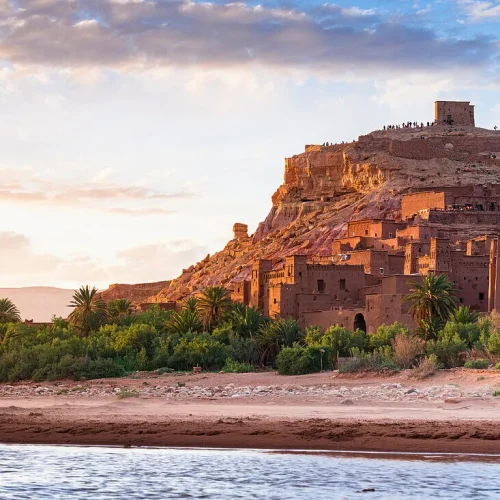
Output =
[{"x1": 122, "y1": 101, "x2": 500, "y2": 334}]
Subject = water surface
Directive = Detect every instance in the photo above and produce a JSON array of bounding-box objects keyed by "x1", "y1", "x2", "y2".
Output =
[{"x1": 0, "y1": 445, "x2": 499, "y2": 499}]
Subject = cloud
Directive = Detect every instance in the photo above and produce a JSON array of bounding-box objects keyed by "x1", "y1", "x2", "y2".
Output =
[
  {"x1": 0, "y1": 231, "x2": 208, "y2": 288},
  {"x1": 0, "y1": 231, "x2": 62, "y2": 275},
  {"x1": 0, "y1": 167, "x2": 193, "y2": 214},
  {"x1": 458, "y1": 0, "x2": 500, "y2": 21},
  {"x1": 0, "y1": 0, "x2": 495, "y2": 76}
]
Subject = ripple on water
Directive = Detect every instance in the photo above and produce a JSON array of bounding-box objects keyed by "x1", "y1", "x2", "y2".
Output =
[{"x1": 0, "y1": 445, "x2": 499, "y2": 499}]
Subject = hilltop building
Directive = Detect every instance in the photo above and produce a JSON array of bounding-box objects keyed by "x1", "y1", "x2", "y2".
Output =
[
  {"x1": 229, "y1": 101, "x2": 500, "y2": 333},
  {"x1": 435, "y1": 101, "x2": 475, "y2": 126}
]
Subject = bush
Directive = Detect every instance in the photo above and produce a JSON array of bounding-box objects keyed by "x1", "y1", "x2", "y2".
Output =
[
  {"x1": 338, "y1": 348, "x2": 398, "y2": 374},
  {"x1": 369, "y1": 323, "x2": 409, "y2": 351},
  {"x1": 410, "y1": 355, "x2": 438, "y2": 379},
  {"x1": 79, "y1": 358, "x2": 127, "y2": 379},
  {"x1": 495, "y1": 363, "x2": 500, "y2": 370},
  {"x1": 391, "y1": 333, "x2": 424, "y2": 369},
  {"x1": 222, "y1": 358, "x2": 254, "y2": 373},
  {"x1": 463, "y1": 359, "x2": 489, "y2": 369},
  {"x1": 426, "y1": 332, "x2": 467, "y2": 368},
  {"x1": 441, "y1": 321, "x2": 481, "y2": 348},
  {"x1": 487, "y1": 331, "x2": 500, "y2": 355},
  {"x1": 276, "y1": 346, "x2": 326, "y2": 375},
  {"x1": 168, "y1": 335, "x2": 229, "y2": 371},
  {"x1": 315, "y1": 326, "x2": 366, "y2": 357}
]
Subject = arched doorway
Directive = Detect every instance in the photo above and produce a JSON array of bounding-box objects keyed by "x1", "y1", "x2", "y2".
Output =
[{"x1": 354, "y1": 313, "x2": 367, "y2": 333}]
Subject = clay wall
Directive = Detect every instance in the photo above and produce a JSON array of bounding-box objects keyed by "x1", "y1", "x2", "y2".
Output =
[
  {"x1": 405, "y1": 242, "x2": 430, "y2": 274},
  {"x1": 231, "y1": 280, "x2": 251, "y2": 305},
  {"x1": 402, "y1": 192, "x2": 449, "y2": 220},
  {"x1": 388, "y1": 254, "x2": 405, "y2": 274},
  {"x1": 450, "y1": 253, "x2": 489, "y2": 311},
  {"x1": 435, "y1": 101, "x2": 475, "y2": 126},
  {"x1": 250, "y1": 259, "x2": 273, "y2": 311},
  {"x1": 365, "y1": 294, "x2": 414, "y2": 332},
  {"x1": 427, "y1": 211, "x2": 500, "y2": 225},
  {"x1": 397, "y1": 224, "x2": 434, "y2": 241},
  {"x1": 347, "y1": 220, "x2": 406, "y2": 239},
  {"x1": 343, "y1": 250, "x2": 389, "y2": 275},
  {"x1": 302, "y1": 293, "x2": 415, "y2": 334}
]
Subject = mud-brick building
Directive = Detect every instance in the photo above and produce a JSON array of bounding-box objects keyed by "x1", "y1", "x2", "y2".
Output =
[
  {"x1": 249, "y1": 255, "x2": 368, "y2": 319},
  {"x1": 435, "y1": 101, "x2": 475, "y2": 126}
]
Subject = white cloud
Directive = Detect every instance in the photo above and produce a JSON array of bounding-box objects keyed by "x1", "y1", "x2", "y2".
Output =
[
  {"x1": 0, "y1": 231, "x2": 208, "y2": 288},
  {"x1": 458, "y1": 0, "x2": 500, "y2": 21}
]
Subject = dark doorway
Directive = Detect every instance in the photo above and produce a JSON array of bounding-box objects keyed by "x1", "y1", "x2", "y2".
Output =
[{"x1": 354, "y1": 313, "x2": 367, "y2": 333}]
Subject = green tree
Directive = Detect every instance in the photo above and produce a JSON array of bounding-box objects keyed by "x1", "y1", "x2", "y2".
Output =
[
  {"x1": 196, "y1": 286, "x2": 232, "y2": 331},
  {"x1": 256, "y1": 318, "x2": 302, "y2": 366},
  {"x1": 0, "y1": 298, "x2": 21, "y2": 324},
  {"x1": 229, "y1": 303, "x2": 265, "y2": 338},
  {"x1": 108, "y1": 299, "x2": 134, "y2": 320},
  {"x1": 168, "y1": 307, "x2": 203, "y2": 335},
  {"x1": 404, "y1": 274, "x2": 458, "y2": 339},
  {"x1": 450, "y1": 305, "x2": 479, "y2": 325},
  {"x1": 68, "y1": 286, "x2": 108, "y2": 336}
]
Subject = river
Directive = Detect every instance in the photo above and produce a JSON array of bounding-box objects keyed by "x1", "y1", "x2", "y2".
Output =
[{"x1": 0, "y1": 445, "x2": 499, "y2": 499}]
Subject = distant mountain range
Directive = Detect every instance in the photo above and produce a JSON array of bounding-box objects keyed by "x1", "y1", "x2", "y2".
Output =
[{"x1": 0, "y1": 287, "x2": 74, "y2": 323}]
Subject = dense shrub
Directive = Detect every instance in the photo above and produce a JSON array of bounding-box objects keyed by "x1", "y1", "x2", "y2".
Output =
[
  {"x1": 391, "y1": 333, "x2": 424, "y2": 369},
  {"x1": 487, "y1": 331, "x2": 500, "y2": 355},
  {"x1": 369, "y1": 323, "x2": 409, "y2": 350},
  {"x1": 223, "y1": 358, "x2": 254, "y2": 373},
  {"x1": 309, "y1": 326, "x2": 366, "y2": 357},
  {"x1": 410, "y1": 355, "x2": 438, "y2": 379},
  {"x1": 338, "y1": 348, "x2": 398, "y2": 374},
  {"x1": 276, "y1": 346, "x2": 326, "y2": 375},
  {"x1": 168, "y1": 335, "x2": 229, "y2": 371},
  {"x1": 426, "y1": 332, "x2": 467, "y2": 368},
  {"x1": 463, "y1": 359, "x2": 489, "y2": 369},
  {"x1": 440, "y1": 321, "x2": 481, "y2": 348}
]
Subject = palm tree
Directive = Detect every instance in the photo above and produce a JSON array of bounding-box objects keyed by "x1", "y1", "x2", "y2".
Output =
[
  {"x1": 0, "y1": 298, "x2": 21, "y2": 323},
  {"x1": 183, "y1": 296, "x2": 198, "y2": 313},
  {"x1": 404, "y1": 274, "x2": 458, "y2": 339},
  {"x1": 68, "y1": 286, "x2": 108, "y2": 336},
  {"x1": 451, "y1": 305, "x2": 479, "y2": 325},
  {"x1": 108, "y1": 299, "x2": 134, "y2": 320},
  {"x1": 230, "y1": 303, "x2": 265, "y2": 338},
  {"x1": 168, "y1": 308, "x2": 203, "y2": 335},
  {"x1": 257, "y1": 318, "x2": 302, "y2": 366},
  {"x1": 196, "y1": 286, "x2": 232, "y2": 331}
]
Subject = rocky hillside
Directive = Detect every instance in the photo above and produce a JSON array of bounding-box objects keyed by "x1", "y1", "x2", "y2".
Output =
[{"x1": 105, "y1": 125, "x2": 500, "y2": 303}]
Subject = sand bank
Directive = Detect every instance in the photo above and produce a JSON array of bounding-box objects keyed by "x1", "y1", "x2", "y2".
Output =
[{"x1": 1, "y1": 370, "x2": 499, "y2": 454}]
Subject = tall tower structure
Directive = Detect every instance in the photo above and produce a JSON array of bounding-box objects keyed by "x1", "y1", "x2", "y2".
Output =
[{"x1": 435, "y1": 101, "x2": 475, "y2": 126}]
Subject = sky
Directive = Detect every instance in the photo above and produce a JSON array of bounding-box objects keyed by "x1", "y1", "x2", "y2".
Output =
[{"x1": 0, "y1": 0, "x2": 499, "y2": 289}]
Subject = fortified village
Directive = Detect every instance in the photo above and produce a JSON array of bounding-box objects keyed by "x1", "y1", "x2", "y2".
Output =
[{"x1": 102, "y1": 101, "x2": 500, "y2": 333}]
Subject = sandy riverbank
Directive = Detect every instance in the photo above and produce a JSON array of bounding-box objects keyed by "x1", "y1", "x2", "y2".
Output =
[{"x1": 1, "y1": 370, "x2": 499, "y2": 454}]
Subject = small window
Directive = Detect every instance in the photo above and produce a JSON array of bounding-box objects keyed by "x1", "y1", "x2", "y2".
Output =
[
  {"x1": 339, "y1": 279, "x2": 346, "y2": 291},
  {"x1": 375, "y1": 233, "x2": 378, "y2": 237},
  {"x1": 313, "y1": 296, "x2": 317, "y2": 301},
  {"x1": 273, "y1": 298, "x2": 277, "y2": 304},
  {"x1": 389, "y1": 233, "x2": 393, "y2": 238},
  {"x1": 365, "y1": 229, "x2": 368, "y2": 236},
  {"x1": 380, "y1": 268, "x2": 384, "y2": 275},
  {"x1": 464, "y1": 277, "x2": 466, "y2": 280},
  {"x1": 299, "y1": 272, "x2": 302, "y2": 277},
  {"x1": 479, "y1": 292, "x2": 485, "y2": 301},
  {"x1": 317, "y1": 279, "x2": 326, "y2": 293},
  {"x1": 237, "y1": 287, "x2": 240, "y2": 293},
  {"x1": 460, "y1": 298, "x2": 464, "y2": 303},
  {"x1": 410, "y1": 235, "x2": 414, "y2": 241},
  {"x1": 475, "y1": 277, "x2": 478, "y2": 281}
]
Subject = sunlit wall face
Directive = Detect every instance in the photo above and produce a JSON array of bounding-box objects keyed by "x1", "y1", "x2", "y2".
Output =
[{"x1": 0, "y1": 0, "x2": 499, "y2": 288}]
